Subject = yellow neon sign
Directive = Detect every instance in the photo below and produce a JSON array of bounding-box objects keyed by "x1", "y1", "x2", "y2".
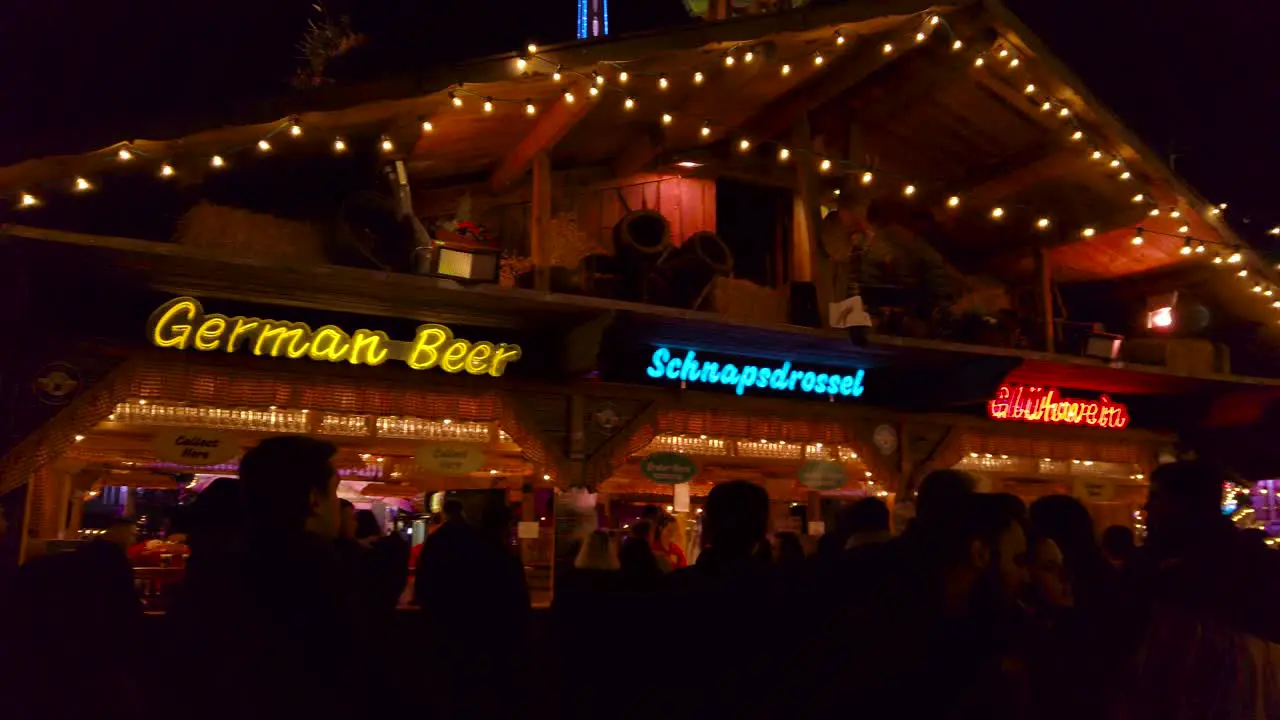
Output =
[{"x1": 147, "y1": 297, "x2": 522, "y2": 377}]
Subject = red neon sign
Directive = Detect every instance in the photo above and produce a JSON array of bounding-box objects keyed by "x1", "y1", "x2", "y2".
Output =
[{"x1": 988, "y1": 384, "x2": 1130, "y2": 430}]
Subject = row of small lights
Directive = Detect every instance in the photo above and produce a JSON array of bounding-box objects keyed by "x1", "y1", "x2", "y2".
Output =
[{"x1": 8, "y1": 14, "x2": 1275, "y2": 304}]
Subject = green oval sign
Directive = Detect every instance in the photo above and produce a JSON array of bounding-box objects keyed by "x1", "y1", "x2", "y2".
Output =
[
  {"x1": 640, "y1": 452, "x2": 698, "y2": 485},
  {"x1": 799, "y1": 460, "x2": 847, "y2": 490}
]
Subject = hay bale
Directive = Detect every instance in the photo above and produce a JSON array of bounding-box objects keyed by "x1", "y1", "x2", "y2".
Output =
[
  {"x1": 710, "y1": 277, "x2": 788, "y2": 324},
  {"x1": 175, "y1": 201, "x2": 327, "y2": 265}
]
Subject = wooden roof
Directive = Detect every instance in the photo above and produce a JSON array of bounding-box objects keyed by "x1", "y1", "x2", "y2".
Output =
[{"x1": 0, "y1": 0, "x2": 1273, "y2": 323}]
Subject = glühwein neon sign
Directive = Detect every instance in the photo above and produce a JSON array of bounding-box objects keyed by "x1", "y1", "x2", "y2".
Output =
[{"x1": 988, "y1": 384, "x2": 1130, "y2": 429}]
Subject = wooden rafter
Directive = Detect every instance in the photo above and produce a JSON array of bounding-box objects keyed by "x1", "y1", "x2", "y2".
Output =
[{"x1": 490, "y1": 97, "x2": 597, "y2": 192}]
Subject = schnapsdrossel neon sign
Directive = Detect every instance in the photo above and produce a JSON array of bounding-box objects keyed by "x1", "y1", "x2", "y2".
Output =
[{"x1": 646, "y1": 347, "x2": 866, "y2": 399}]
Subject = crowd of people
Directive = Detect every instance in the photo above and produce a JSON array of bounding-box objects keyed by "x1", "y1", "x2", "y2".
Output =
[{"x1": 1, "y1": 435, "x2": 1279, "y2": 719}]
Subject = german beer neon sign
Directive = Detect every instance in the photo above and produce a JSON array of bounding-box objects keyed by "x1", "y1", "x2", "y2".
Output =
[
  {"x1": 147, "y1": 297, "x2": 522, "y2": 377},
  {"x1": 646, "y1": 346, "x2": 866, "y2": 399},
  {"x1": 988, "y1": 384, "x2": 1130, "y2": 429}
]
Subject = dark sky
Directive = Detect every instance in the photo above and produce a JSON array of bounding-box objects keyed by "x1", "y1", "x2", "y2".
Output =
[{"x1": 1, "y1": 0, "x2": 1275, "y2": 241}]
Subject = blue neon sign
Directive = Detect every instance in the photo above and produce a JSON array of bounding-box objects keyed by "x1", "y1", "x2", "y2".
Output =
[{"x1": 645, "y1": 347, "x2": 866, "y2": 399}]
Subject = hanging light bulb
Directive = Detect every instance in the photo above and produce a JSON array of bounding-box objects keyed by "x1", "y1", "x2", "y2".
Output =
[
  {"x1": 814, "y1": 52, "x2": 825, "y2": 65},
  {"x1": 333, "y1": 137, "x2": 347, "y2": 152},
  {"x1": 516, "y1": 57, "x2": 528, "y2": 72},
  {"x1": 820, "y1": 158, "x2": 832, "y2": 172},
  {"x1": 778, "y1": 147, "x2": 790, "y2": 161},
  {"x1": 743, "y1": 51, "x2": 755, "y2": 63},
  {"x1": 701, "y1": 120, "x2": 712, "y2": 138},
  {"x1": 1273, "y1": 300, "x2": 1280, "y2": 308},
  {"x1": 1008, "y1": 58, "x2": 1020, "y2": 68},
  {"x1": 1180, "y1": 240, "x2": 1193, "y2": 256},
  {"x1": 1109, "y1": 158, "x2": 1122, "y2": 168},
  {"x1": 998, "y1": 48, "x2": 1010, "y2": 59},
  {"x1": 289, "y1": 122, "x2": 302, "y2": 137},
  {"x1": 1036, "y1": 217, "x2": 1051, "y2": 229},
  {"x1": 1228, "y1": 251, "x2": 1243, "y2": 264},
  {"x1": 1040, "y1": 101, "x2": 1053, "y2": 112},
  {"x1": 523, "y1": 101, "x2": 536, "y2": 115},
  {"x1": 1254, "y1": 284, "x2": 1264, "y2": 293},
  {"x1": 724, "y1": 54, "x2": 735, "y2": 67},
  {"x1": 861, "y1": 171, "x2": 874, "y2": 185},
  {"x1": 18, "y1": 192, "x2": 37, "y2": 207},
  {"x1": 1211, "y1": 206, "x2": 1222, "y2": 216},
  {"x1": 835, "y1": 30, "x2": 846, "y2": 45},
  {"x1": 159, "y1": 163, "x2": 175, "y2": 177},
  {"x1": 1119, "y1": 171, "x2": 1132, "y2": 180},
  {"x1": 1239, "y1": 269, "x2": 1249, "y2": 278},
  {"x1": 662, "y1": 112, "x2": 673, "y2": 125},
  {"x1": 883, "y1": 43, "x2": 895, "y2": 54},
  {"x1": 1131, "y1": 193, "x2": 1146, "y2": 203},
  {"x1": 693, "y1": 71, "x2": 704, "y2": 85},
  {"x1": 1194, "y1": 242, "x2": 1206, "y2": 254},
  {"x1": 947, "y1": 195, "x2": 960, "y2": 208},
  {"x1": 952, "y1": 39, "x2": 964, "y2": 51},
  {"x1": 1070, "y1": 130, "x2": 1084, "y2": 141},
  {"x1": 73, "y1": 176, "x2": 91, "y2": 192},
  {"x1": 738, "y1": 138, "x2": 751, "y2": 151},
  {"x1": 1091, "y1": 151, "x2": 1104, "y2": 161},
  {"x1": 588, "y1": 86, "x2": 599, "y2": 97},
  {"x1": 618, "y1": 70, "x2": 630, "y2": 84},
  {"x1": 380, "y1": 135, "x2": 394, "y2": 152},
  {"x1": 658, "y1": 74, "x2": 669, "y2": 90},
  {"x1": 1149, "y1": 208, "x2": 1161, "y2": 217},
  {"x1": 1178, "y1": 225, "x2": 1190, "y2": 234},
  {"x1": 210, "y1": 155, "x2": 225, "y2": 168},
  {"x1": 930, "y1": 15, "x2": 941, "y2": 25},
  {"x1": 1213, "y1": 255, "x2": 1225, "y2": 265},
  {"x1": 527, "y1": 43, "x2": 538, "y2": 55},
  {"x1": 780, "y1": 63, "x2": 792, "y2": 76},
  {"x1": 450, "y1": 92, "x2": 463, "y2": 107},
  {"x1": 1170, "y1": 210, "x2": 1182, "y2": 219},
  {"x1": 593, "y1": 71, "x2": 605, "y2": 86},
  {"x1": 422, "y1": 119, "x2": 434, "y2": 132},
  {"x1": 1131, "y1": 228, "x2": 1144, "y2": 245},
  {"x1": 483, "y1": 98, "x2": 494, "y2": 113},
  {"x1": 1024, "y1": 83, "x2": 1036, "y2": 94},
  {"x1": 915, "y1": 32, "x2": 926, "y2": 43},
  {"x1": 973, "y1": 56, "x2": 985, "y2": 67},
  {"x1": 903, "y1": 184, "x2": 916, "y2": 197},
  {"x1": 1058, "y1": 107, "x2": 1070, "y2": 117},
  {"x1": 257, "y1": 139, "x2": 272, "y2": 152},
  {"x1": 553, "y1": 67, "x2": 563, "y2": 82},
  {"x1": 623, "y1": 96, "x2": 635, "y2": 110},
  {"x1": 991, "y1": 207, "x2": 1005, "y2": 220}
]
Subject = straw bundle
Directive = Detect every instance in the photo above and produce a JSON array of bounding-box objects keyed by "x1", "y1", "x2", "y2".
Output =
[
  {"x1": 175, "y1": 201, "x2": 328, "y2": 265},
  {"x1": 710, "y1": 277, "x2": 788, "y2": 323}
]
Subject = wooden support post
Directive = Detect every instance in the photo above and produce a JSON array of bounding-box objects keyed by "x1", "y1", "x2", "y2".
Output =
[
  {"x1": 531, "y1": 152, "x2": 552, "y2": 293},
  {"x1": 791, "y1": 116, "x2": 819, "y2": 284},
  {"x1": 1036, "y1": 246, "x2": 1055, "y2": 353},
  {"x1": 806, "y1": 491, "x2": 822, "y2": 533}
]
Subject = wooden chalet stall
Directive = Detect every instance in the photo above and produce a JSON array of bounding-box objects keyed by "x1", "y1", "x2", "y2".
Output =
[{"x1": 3, "y1": 0, "x2": 1280, "y2": 578}]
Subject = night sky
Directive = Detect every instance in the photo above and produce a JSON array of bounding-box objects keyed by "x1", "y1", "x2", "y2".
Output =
[{"x1": 1, "y1": 0, "x2": 1275, "y2": 241}]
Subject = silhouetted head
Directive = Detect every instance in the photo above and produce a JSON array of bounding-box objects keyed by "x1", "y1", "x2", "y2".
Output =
[
  {"x1": 354, "y1": 510, "x2": 381, "y2": 540},
  {"x1": 1145, "y1": 459, "x2": 1230, "y2": 551},
  {"x1": 774, "y1": 531, "x2": 806, "y2": 566},
  {"x1": 183, "y1": 477, "x2": 245, "y2": 552},
  {"x1": 442, "y1": 498, "x2": 465, "y2": 522},
  {"x1": 703, "y1": 480, "x2": 769, "y2": 556},
  {"x1": 1029, "y1": 495, "x2": 1097, "y2": 569},
  {"x1": 239, "y1": 436, "x2": 339, "y2": 538},
  {"x1": 1100, "y1": 524, "x2": 1136, "y2": 565},
  {"x1": 338, "y1": 499, "x2": 357, "y2": 540},
  {"x1": 846, "y1": 496, "x2": 890, "y2": 535},
  {"x1": 934, "y1": 492, "x2": 1029, "y2": 608},
  {"x1": 915, "y1": 469, "x2": 977, "y2": 527}
]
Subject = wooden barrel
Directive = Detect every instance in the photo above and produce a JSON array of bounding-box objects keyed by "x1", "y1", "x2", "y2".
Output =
[
  {"x1": 613, "y1": 209, "x2": 672, "y2": 301},
  {"x1": 646, "y1": 231, "x2": 735, "y2": 308}
]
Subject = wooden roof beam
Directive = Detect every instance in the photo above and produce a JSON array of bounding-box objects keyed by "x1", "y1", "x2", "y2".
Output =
[
  {"x1": 948, "y1": 148, "x2": 1090, "y2": 213},
  {"x1": 489, "y1": 95, "x2": 597, "y2": 192}
]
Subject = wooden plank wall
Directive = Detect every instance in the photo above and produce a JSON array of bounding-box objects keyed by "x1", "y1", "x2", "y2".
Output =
[{"x1": 415, "y1": 173, "x2": 716, "y2": 261}]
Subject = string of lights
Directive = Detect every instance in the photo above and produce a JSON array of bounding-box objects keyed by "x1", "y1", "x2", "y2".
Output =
[{"x1": 7, "y1": 13, "x2": 1279, "y2": 306}]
